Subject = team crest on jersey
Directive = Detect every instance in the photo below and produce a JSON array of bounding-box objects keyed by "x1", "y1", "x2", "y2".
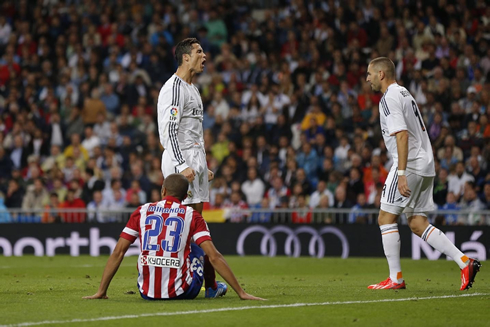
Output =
[
  {"x1": 187, "y1": 190, "x2": 193, "y2": 198},
  {"x1": 170, "y1": 107, "x2": 178, "y2": 116}
]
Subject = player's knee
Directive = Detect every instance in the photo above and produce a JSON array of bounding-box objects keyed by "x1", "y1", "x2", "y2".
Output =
[
  {"x1": 407, "y1": 215, "x2": 429, "y2": 237},
  {"x1": 377, "y1": 210, "x2": 398, "y2": 225}
]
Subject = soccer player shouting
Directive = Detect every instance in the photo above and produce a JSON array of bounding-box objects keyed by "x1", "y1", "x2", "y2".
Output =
[
  {"x1": 365, "y1": 57, "x2": 481, "y2": 290},
  {"x1": 84, "y1": 174, "x2": 264, "y2": 301},
  {"x1": 158, "y1": 38, "x2": 213, "y2": 215}
]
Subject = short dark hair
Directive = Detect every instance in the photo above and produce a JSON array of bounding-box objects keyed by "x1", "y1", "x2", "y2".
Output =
[
  {"x1": 175, "y1": 38, "x2": 200, "y2": 66},
  {"x1": 162, "y1": 174, "x2": 189, "y2": 201},
  {"x1": 369, "y1": 57, "x2": 396, "y2": 79}
]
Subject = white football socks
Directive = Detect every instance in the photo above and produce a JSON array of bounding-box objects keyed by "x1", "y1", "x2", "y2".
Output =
[
  {"x1": 380, "y1": 223, "x2": 403, "y2": 283},
  {"x1": 421, "y1": 224, "x2": 468, "y2": 269}
]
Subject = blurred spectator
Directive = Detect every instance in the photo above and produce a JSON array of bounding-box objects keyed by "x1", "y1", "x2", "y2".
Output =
[
  {"x1": 291, "y1": 195, "x2": 312, "y2": 224},
  {"x1": 332, "y1": 186, "x2": 353, "y2": 224},
  {"x1": 249, "y1": 198, "x2": 272, "y2": 223},
  {"x1": 81, "y1": 126, "x2": 101, "y2": 157},
  {"x1": 9, "y1": 135, "x2": 28, "y2": 170},
  {"x1": 265, "y1": 176, "x2": 290, "y2": 209},
  {"x1": 346, "y1": 167, "x2": 365, "y2": 204},
  {"x1": 459, "y1": 182, "x2": 486, "y2": 225},
  {"x1": 313, "y1": 195, "x2": 332, "y2": 223},
  {"x1": 295, "y1": 144, "x2": 320, "y2": 186},
  {"x1": 300, "y1": 104, "x2": 326, "y2": 131},
  {"x1": 466, "y1": 156, "x2": 487, "y2": 192},
  {"x1": 5, "y1": 179, "x2": 23, "y2": 209},
  {"x1": 102, "y1": 179, "x2": 127, "y2": 208},
  {"x1": 349, "y1": 193, "x2": 371, "y2": 224},
  {"x1": 309, "y1": 180, "x2": 334, "y2": 209},
  {"x1": 448, "y1": 162, "x2": 475, "y2": 199},
  {"x1": 0, "y1": 195, "x2": 11, "y2": 223},
  {"x1": 0, "y1": 146, "x2": 13, "y2": 183},
  {"x1": 480, "y1": 182, "x2": 490, "y2": 209},
  {"x1": 223, "y1": 191, "x2": 249, "y2": 223},
  {"x1": 42, "y1": 193, "x2": 62, "y2": 223},
  {"x1": 241, "y1": 168, "x2": 265, "y2": 208},
  {"x1": 82, "y1": 88, "x2": 107, "y2": 125},
  {"x1": 60, "y1": 189, "x2": 86, "y2": 223},
  {"x1": 87, "y1": 190, "x2": 107, "y2": 223},
  {"x1": 291, "y1": 168, "x2": 313, "y2": 196},
  {"x1": 42, "y1": 145, "x2": 65, "y2": 173},
  {"x1": 440, "y1": 192, "x2": 460, "y2": 225},
  {"x1": 100, "y1": 84, "x2": 120, "y2": 117},
  {"x1": 433, "y1": 168, "x2": 449, "y2": 206},
  {"x1": 48, "y1": 177, "x2": 65, "y2": 200},
  {"x1": 64, "y1": 134, "x2": 89, "y2": 162},
  {"x1": 436, "y1": 135, "x2": 463, "y2": 162},
  {"x1": 440, "y1": 145, "x2": 459, "y2": 170},
  {"x1": 21, "y1": 178, "x2": 48, "y2": 213},
  {"x1": 125, "y1": 180, "x2": 147, "y2": 204}
]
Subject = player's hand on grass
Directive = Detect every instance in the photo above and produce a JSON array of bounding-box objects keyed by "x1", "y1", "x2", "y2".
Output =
[
  {"x1": 239, "y1": 292, "x2": 266, "y2": 301},
  {"x1": 181, "y1": 167, "x2": 196, "y2": 182},
  {"x1": 83, "y1": 293, "x2": 108, "y2": 299},
  {"x1": 398, "y1": 175, "x2": 411, "y2": 197},
  {"x1": 207, "y1": 169, "x2": 214, "y2": 181}
]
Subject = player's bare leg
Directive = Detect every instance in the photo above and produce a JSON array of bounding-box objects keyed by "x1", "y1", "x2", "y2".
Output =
[
  {"x1": 191, "y1": 201, "x2": 222, "y2": 296},
  {"x1": 368, "y1": 210, "x2": 405, "y2": 289},
  {"x1": 203, "y1": 255, "x2": 227, "y2": 298},
  {"x1": 408, "y1": 214, "x2": 481, "y2": 290}
]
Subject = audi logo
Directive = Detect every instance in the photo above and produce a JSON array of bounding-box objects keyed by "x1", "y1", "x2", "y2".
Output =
[{"x1": 236, "y1": 225, "x2": 350, "y2": 258}]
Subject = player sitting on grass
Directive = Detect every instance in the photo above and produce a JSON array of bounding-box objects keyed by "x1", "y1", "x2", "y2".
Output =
[{"x1": 84, "y1": 173, "x2": 264, "y2": 301}]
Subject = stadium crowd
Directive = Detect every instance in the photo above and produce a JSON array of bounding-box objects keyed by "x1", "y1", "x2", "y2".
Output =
[{"x1": 0, "y1": 0, "x2": 489, "y2": 225}]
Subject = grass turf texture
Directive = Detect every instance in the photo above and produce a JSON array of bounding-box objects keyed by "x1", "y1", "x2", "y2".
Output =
[{"x1": 0, "y1": 256, "x2": 488, "y2": 327}]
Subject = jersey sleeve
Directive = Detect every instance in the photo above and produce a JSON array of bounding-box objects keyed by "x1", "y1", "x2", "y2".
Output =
[
  {"x1": 190, "y1": 211, "x2": 212, "y2": 245},
  {"x1": 120, "y1": 206, "x2": 141, "y2": 243},
  {"x1": 157, "y1": 79, "x2": 189, "y2": 173},
  {"x1": 383, "y1": 95, "x2": 407, "y2": 135}
]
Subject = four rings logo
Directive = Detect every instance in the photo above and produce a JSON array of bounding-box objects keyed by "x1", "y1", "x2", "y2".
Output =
[{"x1": 236, "y1": 225, "x2": 350, "y2": 258}]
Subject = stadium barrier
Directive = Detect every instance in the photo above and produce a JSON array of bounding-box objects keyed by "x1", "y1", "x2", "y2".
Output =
[{"x1": 0, "y1": 213, "x2": 487, "y2": 261}]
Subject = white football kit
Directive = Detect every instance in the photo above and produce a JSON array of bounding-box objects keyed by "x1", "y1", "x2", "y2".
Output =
[
  {"x1": 379, "y1": 83, "x2": 436, "y2": 216},
  {"x1": 157, "y1": 74, "x2": 209, "y2": 204}
]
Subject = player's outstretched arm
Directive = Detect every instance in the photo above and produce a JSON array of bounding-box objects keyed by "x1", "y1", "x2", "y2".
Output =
[
  {"x1": 200, "y1": 240, "x2": 265, "y2": 301},
  {"x1": 83, "y1": 237, "x2": 131, "y2": 299}
]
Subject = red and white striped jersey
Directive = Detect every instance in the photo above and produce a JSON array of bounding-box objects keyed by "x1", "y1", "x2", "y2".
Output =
[{"x1": 120, "y1": 196, "x2": 211, "y2": 299}]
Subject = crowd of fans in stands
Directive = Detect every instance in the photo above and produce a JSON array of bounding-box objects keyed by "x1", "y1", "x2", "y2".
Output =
[{"x1": 0, "y1": 0, "x2": 489, "y2": 225}]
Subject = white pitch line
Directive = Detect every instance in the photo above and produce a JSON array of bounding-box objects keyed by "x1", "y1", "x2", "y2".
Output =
[{"x1": 2, "y1": 293, "x2": 488, "y2": 327}]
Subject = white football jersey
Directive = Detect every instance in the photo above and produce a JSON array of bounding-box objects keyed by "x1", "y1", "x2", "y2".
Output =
[
  {"x1": 379, "y1": 83, "x2": 435, "y2": 177},
  {"x1": 157, "y1": 74, "x2": 205, "y2": 173}
]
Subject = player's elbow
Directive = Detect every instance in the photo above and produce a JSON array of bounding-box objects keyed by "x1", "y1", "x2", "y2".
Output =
[
  {"x1": 111, "y1": 247, "x2": 126, "y2": 260},
  {"x1": 395, "y1": 130, "x2": 408, "y2": 141}
]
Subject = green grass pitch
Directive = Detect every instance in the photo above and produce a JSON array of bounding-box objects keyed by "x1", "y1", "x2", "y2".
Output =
[{"x1": 0, "y1": 256, "x2": 488, "y2": 327}]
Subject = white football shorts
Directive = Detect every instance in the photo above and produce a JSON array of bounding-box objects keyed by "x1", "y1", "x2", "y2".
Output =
[
  {"x1": 380, "y1": 169, "x2": 436, "y2": 217},
  {"x1": 161, "y1": 148, "x2": 209, "y2": 205}
]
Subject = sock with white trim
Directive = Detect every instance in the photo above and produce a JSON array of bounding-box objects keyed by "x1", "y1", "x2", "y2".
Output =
[
  {"x1": 380, "y1": 223, "x2": 403, "y2": 283},
  {"x1": 421, "y1": 224, "x2": 468, "y2": 269}
]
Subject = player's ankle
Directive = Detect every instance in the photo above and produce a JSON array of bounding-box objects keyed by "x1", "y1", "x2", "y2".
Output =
[{"x1": 206, "y1": 281, "x2": 217, "y2": 290}]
